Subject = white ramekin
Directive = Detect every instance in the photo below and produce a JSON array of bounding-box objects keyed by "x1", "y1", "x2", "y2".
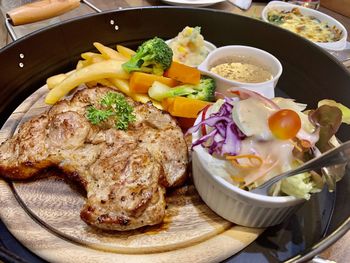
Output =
[
  {"x1": 261, "y1": 1, "x2": 348, "y2": 51},
  {"x1": 197, "y1": 45, "x2": 283, "y2": 99},
  {"x1": 191, "y1": 114, "x2": 305, "y2": 228}
]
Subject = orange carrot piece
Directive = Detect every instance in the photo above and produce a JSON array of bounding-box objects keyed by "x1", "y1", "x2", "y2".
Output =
[
  {"x1": 129, "y1": 72, "x2": 178, "y2": 93},
  {"x1": 164, "y1": 61, "x2": 201, "y2": 85},
  {"x1": 162, "y1": 97, "x2": 212, "y2": 118},
  {"x1": 162, "y1": 97, "x2": 175, "y2": 111},
  {"x1": 226, "y1": 154, "x2": 263, "y2": 169}
]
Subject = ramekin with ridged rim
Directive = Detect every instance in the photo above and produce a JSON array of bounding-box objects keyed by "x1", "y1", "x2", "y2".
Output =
[{"x1": 191, "y1": 115, "x2": 305, "y2": 228}]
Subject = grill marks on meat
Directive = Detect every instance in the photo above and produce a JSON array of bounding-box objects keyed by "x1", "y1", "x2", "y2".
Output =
[
  {"x1": 0, "y1": 87, "x2": 188, "y2": 230},
  {"x1": 82, "y1": 144, "x2": 166, "y2": 230}
]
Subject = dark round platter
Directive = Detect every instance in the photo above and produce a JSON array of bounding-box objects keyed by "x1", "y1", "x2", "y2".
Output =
[{"x1": 0, "y1": 6, "x2": 350, "y2": 263}]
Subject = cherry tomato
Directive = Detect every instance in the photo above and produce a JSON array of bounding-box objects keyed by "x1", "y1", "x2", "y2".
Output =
[{"x1": 268, "y1": 109, "x2": 301, "y2": 140}]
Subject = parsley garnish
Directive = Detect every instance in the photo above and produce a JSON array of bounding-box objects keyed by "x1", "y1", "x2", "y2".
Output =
[{"x1": 86, "y1": 92, "x2": 136, "y2": 130}]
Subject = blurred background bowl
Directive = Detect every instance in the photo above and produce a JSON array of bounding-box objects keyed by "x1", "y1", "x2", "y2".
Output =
[{"x1": 262, "y1": 1, "x2": 348, "y2": 51}]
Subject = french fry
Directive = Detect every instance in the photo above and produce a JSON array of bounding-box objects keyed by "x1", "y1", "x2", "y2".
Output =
[
  {"x1": 151, "y1": 99, "x2": 164, "y2": 110},
  {"x1": 86, "y1": 79, "x2": 114, "y2": 88},
  {"x1": 90, "y1": 55, "x2": 105, "y2": 64},
  {"x1": 108, "y1": 78, "x2": 151, "y2": 104},
  {"x1": 45, "y1": 60, "x2": 129, "y2": 105},
  {"x1": 76, "y1": 60, "x2": 85, "y2": 69},
  {"x1": 93, "y1": 42, "x2": 128, "y2": 61},
  {"x1": 132, "y1": 94, "x2": 152, "y2": 104},
  {"x1": 108, "y1": 78, "x2": 163, "y2": 109},
  {"x1": 47, "y1": 73, "x2": 67, "y2": 90},
  {"x1": 47, "y1": 71, "x2": 76, "y2": 90},
  {"x1": 78, "y1": 56, "x2": 106, "y2": 70},
  {"x1": 85, "y1": 80, "x2": 99, "y2": 88},
  {"x1": 116, "y1": 45, "x2": 136, "y2": 59},
  {"x1": 107, "y1": 78, "x2": 130, "y2": 94},
  {"x1": 96, "y1": 79, "x2": 114, "y2": 87},
  {"x1": 82, "y1": 52, "x2": 105, "y2": 63},
  {"x1": 81, "y1": 52, "x2": 99, "y2": 60}
]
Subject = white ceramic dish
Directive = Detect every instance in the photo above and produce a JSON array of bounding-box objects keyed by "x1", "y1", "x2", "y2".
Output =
[
  {"x1": 161, "y1": 0, "x2": 225, "y2": 7},
  {"x1": 197, "y1": 45, "x2": 283, "y2": 98},
  {"x1": 261, "y1": 1, "x2": 348, "y2": 51},
  {"x1": 191, "y1": 115, "x2": 305, "y2": 228}
]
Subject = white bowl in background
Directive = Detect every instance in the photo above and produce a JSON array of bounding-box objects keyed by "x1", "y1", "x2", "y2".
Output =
[
  {"x1": 261, "y1": 1, "x2": 348, "y2": 51},
  {"x1": 191, "y1": 114, "x2": 305, "y2": 228},
  {"x1": 198, "y1": 45, "x2": 283, "y2": 99}
]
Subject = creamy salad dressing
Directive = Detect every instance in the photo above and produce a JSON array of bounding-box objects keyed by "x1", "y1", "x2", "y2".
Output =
[
  {"x1": 238, "y1": 138, "x2": 295, "y2": 186},
  {"x1": 207, "y1": 137, "x2": 295, "y2": 188},
  {"x1": 232, "y1": 97, "x2": 275, "y2": 140}
]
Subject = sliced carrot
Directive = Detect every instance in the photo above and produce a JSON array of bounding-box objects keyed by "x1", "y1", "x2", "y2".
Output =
[
  {"x1": 176, "y1": 117, "x2": 196, "y2": 130},
  {"x1": 129, "y1": 72, "x2": 178, "y2": 93},
  {"x1": 230, "y1": 175, "x2": 245, "y2": 183},
  {"x1": 162, "y1": 97, "x2": 212, "y2": 118},
  {"x1": 226, "y1": 154, "x2": 263, "y2": 169},
  {"x1": 164, "y1": 61, "x2": 200, "y2": 84},
  {"x1": 162, "y1": 97, "x2": 175, "y2": 112}
]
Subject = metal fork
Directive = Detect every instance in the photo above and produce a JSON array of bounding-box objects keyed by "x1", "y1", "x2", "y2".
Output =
[{"x1": 251, "y1": 140, "x2": 350, "y2": 196}]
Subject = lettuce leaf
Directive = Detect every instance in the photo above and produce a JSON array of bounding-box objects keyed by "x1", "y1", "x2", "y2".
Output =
[
  {"x1": 309, "y1": 105, "x2": 342, "y2": 152},
  {"x1": 280, "y1": 172, "x2": 321, "y2": 200},
  {"x1": 318, "y1": 99, "x2": 350, "y2": 124},
  {"x1": 276, "y1": 101, "x2": 349, "y2": 198}
]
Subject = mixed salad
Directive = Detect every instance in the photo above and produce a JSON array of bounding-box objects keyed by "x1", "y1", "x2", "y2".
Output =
[{"x1": 188, "y1": 88, "x2": 350, "y2": 199}]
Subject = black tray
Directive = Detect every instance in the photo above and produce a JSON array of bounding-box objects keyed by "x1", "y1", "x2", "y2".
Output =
[{"x1": 0, "y1": 7, "x2": 350, "y2": 263}]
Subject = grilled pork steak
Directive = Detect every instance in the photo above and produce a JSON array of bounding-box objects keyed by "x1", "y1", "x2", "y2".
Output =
[{"x1": 0, "y1": 87, "x2": 188, "y2": 230}]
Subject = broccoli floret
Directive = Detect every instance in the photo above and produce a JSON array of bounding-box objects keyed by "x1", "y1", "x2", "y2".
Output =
[
  {"x1": 186, "y1": 77, "x2": 215, "y2": 101},
  {"x1": 148, "y1": 76, "x2": 215, "y2": 102},
  {"x1": 268, "y1": 14, "x2": 284, "y2": 25},
  {"x1": 122, "y1": 37, "x2": 173, "y2": 76}
]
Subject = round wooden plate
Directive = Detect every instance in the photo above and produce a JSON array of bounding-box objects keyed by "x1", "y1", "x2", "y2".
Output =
[{"x1": 0, "y1": 86, "x2": 263, "y2": 263}]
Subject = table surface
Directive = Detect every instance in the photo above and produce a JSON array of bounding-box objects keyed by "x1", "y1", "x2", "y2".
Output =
[{"x1": 0, "y1": 0, "x2": 350, "y2": 262}]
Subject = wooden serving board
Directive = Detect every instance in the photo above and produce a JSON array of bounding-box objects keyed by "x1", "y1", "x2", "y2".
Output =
[{"x1": 0, "y1": 86, "x2": 263, "y2": 263}]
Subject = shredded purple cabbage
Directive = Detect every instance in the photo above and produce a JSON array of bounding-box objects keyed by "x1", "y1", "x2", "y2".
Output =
[{"x1": 189, "y1": 98, "x2": 246, "y2": 156}]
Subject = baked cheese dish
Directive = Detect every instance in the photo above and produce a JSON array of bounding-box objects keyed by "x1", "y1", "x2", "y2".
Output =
[{"x1": 267, "y1": 8, "x2": 342, "y2": 43}]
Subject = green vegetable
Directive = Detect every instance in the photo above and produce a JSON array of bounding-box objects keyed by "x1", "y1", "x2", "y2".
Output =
[
  {"x1": 86, "y1": 92, "x2": 135, "y2": 130},
  {"x1": 280, "y1": 172, "x2": 320, "y2": 200},
  {"x1": 268, "y1": 14, "x2": 284, "y2": 25},
  {"x1": 148, "y1": 76, "x2": 215, "y2": 102},
  {"x1": 309, "y1": 104, "x2": 345, "y2": 192},
  {"x1": 309, "y1": 105, "x2": 342, "y2": 152},
  {"x1": 86, "y1": 108, "x2": 114, "y2": 125},
  {"x1": 122, "y1": 37, "x2": 173, "y2": 76},
  {"x1": 318, "y1": 99, "x2": 350, "y2": 124}
]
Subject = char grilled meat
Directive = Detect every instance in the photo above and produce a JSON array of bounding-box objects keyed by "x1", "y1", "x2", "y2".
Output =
[{"x1": 0, "y1": 87, "x2": 188, "y2": 231}]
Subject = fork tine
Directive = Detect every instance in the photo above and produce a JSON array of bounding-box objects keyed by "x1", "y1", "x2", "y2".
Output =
[{"x1": 251, "y1": 141, "x2": 350, "y2": 196}]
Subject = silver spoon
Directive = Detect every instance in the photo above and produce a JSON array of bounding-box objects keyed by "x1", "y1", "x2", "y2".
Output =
[{"x1": 251, "y1": 140, "x2": 350, "y2": 196}]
